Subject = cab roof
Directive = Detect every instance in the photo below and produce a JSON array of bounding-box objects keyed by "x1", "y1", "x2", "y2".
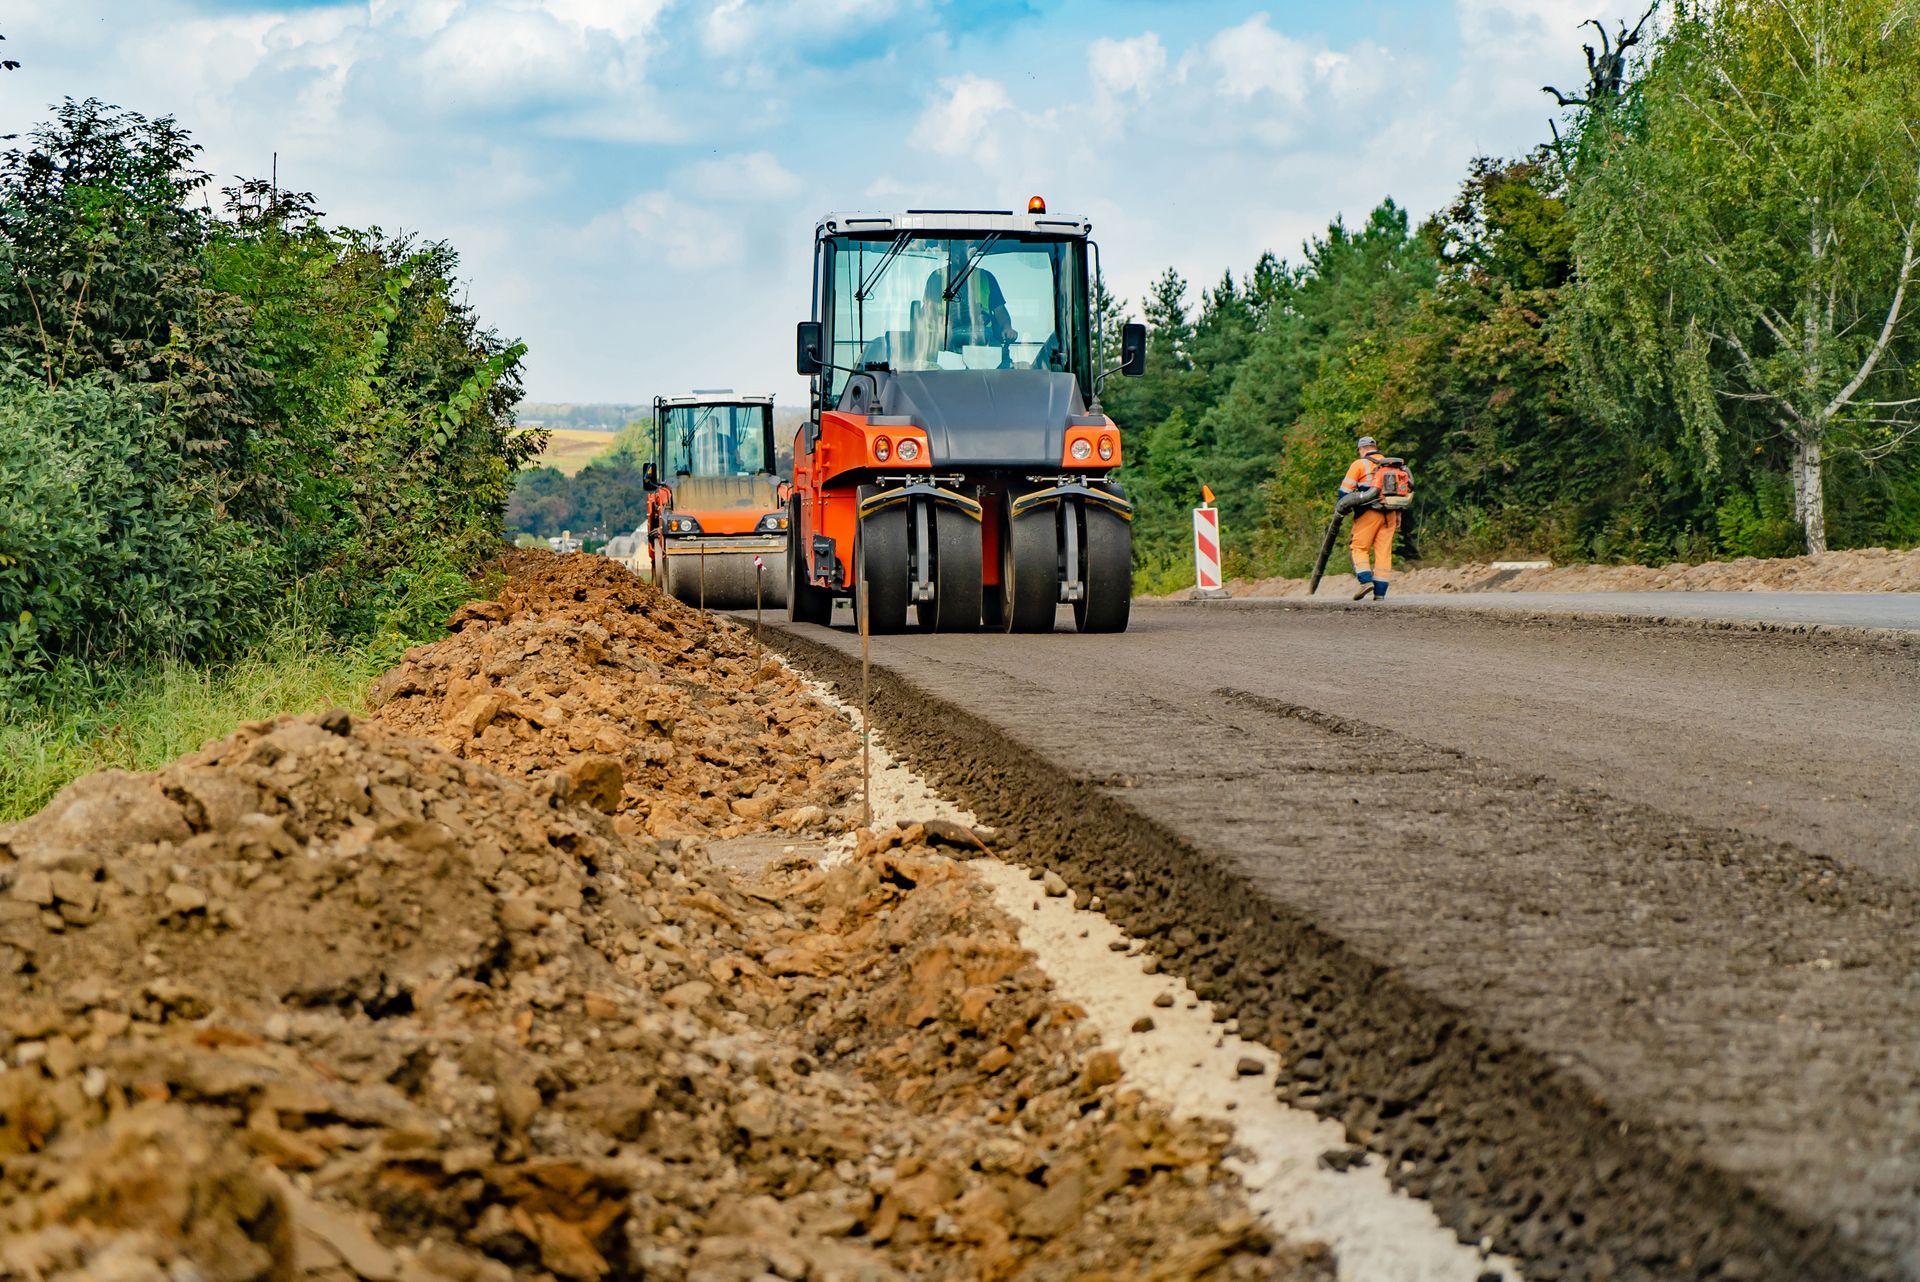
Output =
[
  {"x1": 656, "y1": 394, "x2": 773, "y2": 408},
  {"x1": 817, "y1": 210, "x2": 1092, "y2": 239}
]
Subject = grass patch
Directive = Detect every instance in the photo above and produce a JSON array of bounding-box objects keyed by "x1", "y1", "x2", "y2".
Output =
[
  {"x1": 1135, "y1": 553, "x2": 1199, "y2": 598},
  {"x1": 0, "y1": 629, "x2": 395, "y2": 823}
]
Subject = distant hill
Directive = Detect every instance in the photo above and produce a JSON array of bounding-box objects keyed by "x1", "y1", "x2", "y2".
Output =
[{"x1": 518, "y1": 402, "x2": 649, "y2": 432}]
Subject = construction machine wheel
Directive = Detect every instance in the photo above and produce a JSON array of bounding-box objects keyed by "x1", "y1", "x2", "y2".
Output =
[
  {"x1": 916, "y1": 503, "x2": 983, "y2": 632},
  {"x1": 1001, "y1": 504, "x2": 1059, "y2": 633},
  {"x1": 859, "y1": 503, "x2": 910, "y2": 635},
  {"x1": 659, "y1": 548, "x2": 696, "y2": 607},
  {"x1": 661, "y1": 550, "x2": 706, "y2": 608},
  {"x1": 788, "y1": 500, "x2": 832, "y2": 625},
  {"x1": 661, "y1": 546, "x2": 768, "y2": 611},
  {"x1": 1073, "y1": 504, "x2": 1132, "y2": 633}
]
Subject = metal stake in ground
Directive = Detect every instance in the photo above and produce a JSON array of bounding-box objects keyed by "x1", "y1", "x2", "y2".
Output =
[
  {"x1": 858, "y1": 539, "x2": 872, "y2": 829},
  {"x1": 754, "y1": 555, "x2": 764, "y2": 642},
  {"x1": 699, "y1": 544, "x2": 706, "y2": 612}
]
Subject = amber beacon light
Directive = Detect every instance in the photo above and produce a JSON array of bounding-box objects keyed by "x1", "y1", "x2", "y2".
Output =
[{"x1": 1028, "y1": 195, "x2": 1047, "y2": 213}]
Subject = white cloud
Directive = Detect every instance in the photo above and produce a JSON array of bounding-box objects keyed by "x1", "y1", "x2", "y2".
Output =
[
  {"x1": 1201, "y1": 15, "x2": 1392, "y2": 116},
  {"x1": 1089, "y1": 32, "x2": 1167, "y2": 100},
  {"x1": 605, "y1": 191, "x2": 750, "y2": 271},
  {"x1": 1206, "y1": 15, "x2": 1317, "y2": 102},
  {"x1": 367, "y1": 0, "x2": 463, "y2": 39},
  {"x1": 397, "y1": 0, "x2": 667, "y2": 126},
  {"x1": 677, "y1": 151, "x2": 805, "y2": 202},
  {"x1": 546, "y1": 0, "x2": 669, "y2": 41},
  {"x1": 910, "y1": 75, "x2": 1018, "y2": 167},
  {"x1": 4, "y1": 0, "x2": 1640, "y2": 404},
  {"x1": 701, "y1": 0, "x2": 901, "y2": 58},
  {"x1": 417, "y1": 10, "x2": 595, "y2": 112}
]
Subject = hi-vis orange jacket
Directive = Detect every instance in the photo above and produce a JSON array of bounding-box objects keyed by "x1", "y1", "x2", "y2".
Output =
[{"x1": 1341, "y1": 452, "x2": 1388, "y2": 495}]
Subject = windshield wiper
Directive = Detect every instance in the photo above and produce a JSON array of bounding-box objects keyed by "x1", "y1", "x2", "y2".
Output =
[
  {"x1": 943, "y1": 234, "x2": 1001, "y2": 303},
  {"x1": 855, "y1": 233, "x2": 912, "y2": 303},
  {"x1": 681, "y1": 406, "x2": 719, "y2": 464}
]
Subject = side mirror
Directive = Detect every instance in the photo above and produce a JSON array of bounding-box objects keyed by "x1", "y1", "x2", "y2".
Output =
[
  {"x1": 1120, "y1": 322, "x2": 1147, "y2": 377},
  {"x1": 795, "y1": 321, "x2": 823, "y2": 376},
  {"x1": 641, "y1": 462, "x2": 658, "y2": 491}
]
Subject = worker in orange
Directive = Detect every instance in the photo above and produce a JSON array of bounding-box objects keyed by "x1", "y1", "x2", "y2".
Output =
[{"x1": 1338, "y1": 436, "x2": 1397, "y2": 599}]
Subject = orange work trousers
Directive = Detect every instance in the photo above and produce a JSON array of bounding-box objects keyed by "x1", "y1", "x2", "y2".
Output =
[{"x1": 1350, "y1": 508, "x2": 1399, "y2": 579}]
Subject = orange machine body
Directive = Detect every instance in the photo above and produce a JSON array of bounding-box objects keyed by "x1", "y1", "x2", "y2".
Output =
[{"x1": 791, "y1": 409, "x2": 1123, "y2": 592}]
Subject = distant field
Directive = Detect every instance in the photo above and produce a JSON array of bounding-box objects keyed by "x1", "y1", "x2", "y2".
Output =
[{"x1": 525, "y1": 427, "x2": 615, "y2": 475}]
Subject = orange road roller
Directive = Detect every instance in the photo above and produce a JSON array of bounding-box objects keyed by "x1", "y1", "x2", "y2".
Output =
[{"x1": 786, "y1": 202, "x2": 1145, "y2": 633}]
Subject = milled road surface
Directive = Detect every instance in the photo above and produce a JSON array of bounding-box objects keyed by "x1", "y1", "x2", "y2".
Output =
[
  {"x1": 1347, "y1": 589, "x2": 1920, "y2": 632},
  {"x1": 1143, "y1": 599, "x2": 1920, "y2": 878},
  {"x1": 766, "y1": 603, "x2": 1920, "y2": 1282}
]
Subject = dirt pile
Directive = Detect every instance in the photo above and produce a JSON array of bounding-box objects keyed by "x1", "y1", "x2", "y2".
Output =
[
  {"x1": 0, "y1": 556, "x2": 1325, "y2": 1282},
  {"x1": 369, "y1": 550, "x2": 860, "y2": 840},
  {"x1": 1176, "y1": 543, "x2": 1920, "y2": 599}
]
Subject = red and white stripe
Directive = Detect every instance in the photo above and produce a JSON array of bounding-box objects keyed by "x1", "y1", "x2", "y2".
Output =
[{"x1": 1193, "y1": 506, "x2": 1223, "y2": 592}]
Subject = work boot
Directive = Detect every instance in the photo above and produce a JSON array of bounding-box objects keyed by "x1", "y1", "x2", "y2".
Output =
[{"x1": 1373, "y1": 581, "x2": 1389, "y2": 599}]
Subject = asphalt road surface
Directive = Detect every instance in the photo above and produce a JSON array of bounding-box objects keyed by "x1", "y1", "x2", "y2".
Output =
[{"x1": 769, "y1": 601, "x2": 1920, "y2": 1282}]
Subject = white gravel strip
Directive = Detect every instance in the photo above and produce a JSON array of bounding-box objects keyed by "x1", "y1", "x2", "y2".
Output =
[
  {"x1": 784, "y1": 656, "x2": 1524, "y2": 1282},
  {"x1": 972, "y1": 863, "x2": 1522, "y2": 1282}
]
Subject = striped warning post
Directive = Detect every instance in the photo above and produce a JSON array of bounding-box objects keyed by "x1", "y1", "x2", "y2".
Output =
[{"x1": 1192, "y1": 504, "x2": 1226, "y2": 596}]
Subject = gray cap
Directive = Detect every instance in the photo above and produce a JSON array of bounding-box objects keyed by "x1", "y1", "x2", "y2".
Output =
[{"x1": 1357, "y1": 436, "x2": 1378, "y2": 448}]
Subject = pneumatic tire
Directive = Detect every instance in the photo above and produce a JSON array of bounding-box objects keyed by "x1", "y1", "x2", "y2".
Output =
[
  {"x1": 1074, "y1": 504, "x2": 1132, "y2": 633},
  {"x1": 859, "y1": 503, "x2": 910, "y2": 635},
  {"x1": 1002, "y1": 502, "x2": 1059, "y2": 633},
  {"x1": 917, "y1": 502, "x2": 983, "y2": 632}
]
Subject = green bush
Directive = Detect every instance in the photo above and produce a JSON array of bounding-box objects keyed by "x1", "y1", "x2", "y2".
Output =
[
  {"x1": 1715, "y1": 475, "x2": 1804, "y2": 559},
  {"x1": 0, "y1": 100, "x2": 538, "y2": 690},
  {"x1": 0, "y1": 376, "x2": 274, "y2": 676}
]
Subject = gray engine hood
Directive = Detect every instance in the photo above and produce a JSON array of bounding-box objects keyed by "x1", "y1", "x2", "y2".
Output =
[{"x1": 851, "y1": 370, "x2": 1093, "y2": 467}]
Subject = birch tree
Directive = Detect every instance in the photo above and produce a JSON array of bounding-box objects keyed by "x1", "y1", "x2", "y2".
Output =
[{"x1": 1571, "y1": 0, "x2": 1920, "y2": 552}]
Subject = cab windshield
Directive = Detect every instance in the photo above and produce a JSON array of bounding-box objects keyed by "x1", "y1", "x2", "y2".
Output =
[
  {"x1": 661, "y1": 403, "x2": 771, "y2": 476},
  {"x1": 824, "y1": 233, "x2": 1090, "y2": 405}
]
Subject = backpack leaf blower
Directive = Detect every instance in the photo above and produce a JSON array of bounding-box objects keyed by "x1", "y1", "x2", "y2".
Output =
[{"x1": 1309, "y1": 488, "x2": 1377, "y2": 595}]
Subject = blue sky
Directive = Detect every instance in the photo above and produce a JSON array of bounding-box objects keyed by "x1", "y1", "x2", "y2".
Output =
[{"x1": 4, "y1": 0, "x2": 1621, "y2": 405}]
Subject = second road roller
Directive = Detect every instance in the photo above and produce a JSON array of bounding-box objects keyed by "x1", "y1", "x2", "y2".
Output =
[{"x1": 643, "y1": 391, "x2": 790, "y2": 610}]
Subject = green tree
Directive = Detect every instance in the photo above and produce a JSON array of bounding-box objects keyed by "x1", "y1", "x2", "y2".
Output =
[
  {"x1": 1569, "y1": 0, "x2": 1920, "y2": 552},
  {"x1": 1356, "y1": 156, "x2": 1609, "y2": 563},
  {"x1": 0, "y1": 99, "x2": 534, "y2": 678},
  {"x1": 0, "y1": 99, "x2": 264, "y2": 470},
  {"x1": 1222, "y1": 201, "x2": 1438, "y2": 558}
]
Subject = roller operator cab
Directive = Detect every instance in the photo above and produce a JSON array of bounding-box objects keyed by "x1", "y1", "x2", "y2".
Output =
[
  {"x1": 642, "y1": 393, "x2": 790, "y2": 610},
  {"x1": 789, "y1": 205, "x2": 1147, "y2": 633}
]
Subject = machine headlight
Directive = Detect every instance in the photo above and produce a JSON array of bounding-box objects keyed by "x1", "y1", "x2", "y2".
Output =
[
  {"x1": 757, "y1": 512, "x2": 789, "y2": 532},
  {"x1": 1098, "y1": 434, "x2": 1115, "y2": 461},
  {"x1": 897, "y1": 438, "x2": 921, "y2": 462},
  {"x1": 873, "y1": 436, "x2": 892, "y2": 462},
  {"x1": 668, "y1": 516, "x2": 702, "y2": 534},
  {"x1": 1070, "y1": 438, "x2": 1093, "y2": 461}
]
